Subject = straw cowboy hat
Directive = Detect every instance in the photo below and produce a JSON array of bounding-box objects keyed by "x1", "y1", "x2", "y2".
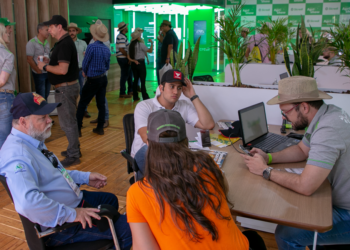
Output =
[
  {"x1": 131, "y1": 31, "x2": 142, "y2": 42},
  {"x1": 118, "y1": 21, "x2": 128, "y2": 32},
  {"x1": 90, "y1": 19, "x2": 109, "y2": 42},
  {"x1": 67, "y1": 23, "x2": 82, "y2": 34},
  {"x1": 267, "y1": 76, "x2": 332, "y2": 105}
]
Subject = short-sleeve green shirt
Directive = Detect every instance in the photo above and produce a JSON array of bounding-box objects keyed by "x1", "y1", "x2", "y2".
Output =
[{"x1": 0, "y1": 44, "x2": 16, "y2": 90}]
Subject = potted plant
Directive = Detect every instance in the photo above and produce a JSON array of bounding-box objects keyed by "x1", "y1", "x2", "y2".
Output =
[
  {"x1": 214, "y1": 3, "x2": 250, "y2": 87},
  {"x1": 324, "y1": 22, "x2": 350, "y2": 77},
  {"x1": 283, "y1": 16, "x2": 326, "y2": 77},
  {"x1": 170, "y1": 37, "x2": 201, "y2": 82},
  {"x1": 257, "y1": 17, "x2": 294, "y2": 64}
]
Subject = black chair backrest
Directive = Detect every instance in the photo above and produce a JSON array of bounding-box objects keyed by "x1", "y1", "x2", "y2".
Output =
[
  {"x1": 0, "y1": 175, "x2": 46, "y2": 250},
  {"x1": 122, "y1": 114, "x2": 135, "y2": 174},
  {"x1": 193, "y1": 75, "x2": 214, "y2": 82}
]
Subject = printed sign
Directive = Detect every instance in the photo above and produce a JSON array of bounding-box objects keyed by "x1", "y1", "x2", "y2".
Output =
[
  {"x1": 341, "y1": 3, "x2": 350, "y2": 15},
  {"x1": 289, "y1": 4, "x2": 306, "y2": 15},
  {"x1": 306, "y1": 3, "x2": 323, "y2": 15},
  {"x1": 242, "y1": 5, "x2": 257, "y2": 15},
  {"x1": 323, "y1": 3, "x2": 341, "y2": 15},
  {"x1": 289, "y1": 0, "x2": 305, "y2": 3},
  {"x1": 305, "y1": 15, "x2": 322, "y2": 27},
  {"x1": 257, "y1": 0, "x2": 272, "y2": 4},
  {"x1": 272, "y1": 4, "x2": 289, "y2": 15},
  {"x1": 322, "y1": 15, "x2": 340, "y2": 27},
  {"x1": 288, "y1": 15, "x2": 304, "y2": 26},
  {"x1": 257, "y1": 4, "x2": 273, "y2": 15}
]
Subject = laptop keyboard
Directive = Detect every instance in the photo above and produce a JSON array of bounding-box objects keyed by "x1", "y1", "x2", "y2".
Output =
[{"x1": 254, "y1": 133, "x2": 289, "y2": 152}]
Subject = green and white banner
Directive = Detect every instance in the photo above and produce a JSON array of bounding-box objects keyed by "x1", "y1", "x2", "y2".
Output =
[{"x1": 226, "y1": 0, "x2": 350, "y2": 34}]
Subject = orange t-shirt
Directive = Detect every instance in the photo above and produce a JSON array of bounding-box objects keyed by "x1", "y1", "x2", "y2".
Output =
[{"x1": 126, "y1": 173, "x2": 249, "y2": 250}]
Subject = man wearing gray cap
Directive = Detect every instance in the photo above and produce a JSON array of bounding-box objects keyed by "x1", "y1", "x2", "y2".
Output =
[{"x1": 241, "y1": 76, "x2": 350, "y2": 249}]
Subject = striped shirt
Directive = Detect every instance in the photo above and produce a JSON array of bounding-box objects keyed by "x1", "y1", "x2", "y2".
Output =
[
  {"x1": 82, "y1": 40, "x2": 111, "y2": 77},
  {"x1": 116, "y1": 33, "x2": 129, "y2": 58}
]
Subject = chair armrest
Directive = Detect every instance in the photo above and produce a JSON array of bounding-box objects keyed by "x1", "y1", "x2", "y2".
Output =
[
  {"x1": 121, "y1": 149, "x2": 139, "y2": 172},
  {"x1": 35, "y1": 222, "x2": 81, "y2": 238},
  {"x1": 121, "y1": 149, "x2": 134, "y2": 165}
]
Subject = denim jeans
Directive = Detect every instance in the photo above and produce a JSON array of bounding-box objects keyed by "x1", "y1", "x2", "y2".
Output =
[
  {"x1": 45, "y1": 190, "x2": 132, "y2": 250},
  {"x1": 0, "y1": 92, "x2": 14, "y2": 149},
  {"x1": 131, "y1": 61, "x2": 149, "y2": 100},
  {"x1": 134, "y1": 145, "x2": 148, "y2": 181},
  {"x1": 55, "y1": 83, "x2": 80, "y2": 158},
  {"x1": 77, "y1": 76, "x2": 107, "y2": 129},
  {"x1": 275, "y1": 206, "x2": 350, "y2": 249},
  {"x1": 32, "y1": 72, "x2": 51, "y2": 100},
  {"x1": 117, "y1": 58, "x2": 133, "y2": 95}
]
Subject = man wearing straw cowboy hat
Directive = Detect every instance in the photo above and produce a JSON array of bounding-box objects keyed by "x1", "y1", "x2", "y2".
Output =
[
  {"x1": 68, "y1": 22, "x2": 90, "y2": 118},
  {"x1": 241, "y1": 76, "x2": 350, "y2": 249},
  {"x1": 116, "y1": 21, "x2": 133, "y2": 98},
  {"x1": 76, "y1": 20, "x2": 111, "y2": 137}
]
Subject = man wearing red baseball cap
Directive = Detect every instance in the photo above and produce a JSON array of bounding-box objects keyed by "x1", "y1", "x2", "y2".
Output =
[{"x1": 131, "y1": 69, "x2": 215, "y2": 180}]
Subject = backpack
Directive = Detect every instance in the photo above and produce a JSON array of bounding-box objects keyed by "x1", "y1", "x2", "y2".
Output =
[{"x1": 249, "y1": 35, "x2": 266, "y2": 63}]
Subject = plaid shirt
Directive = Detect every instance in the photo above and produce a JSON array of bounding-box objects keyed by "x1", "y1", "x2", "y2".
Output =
[{"x1": 82, "y1": 40, "x2": 111, "y2": 77}]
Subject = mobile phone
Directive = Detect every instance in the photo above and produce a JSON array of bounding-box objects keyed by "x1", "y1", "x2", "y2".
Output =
[{"x1": 239, "y1": 144, "x2": 253, "y2": 156}]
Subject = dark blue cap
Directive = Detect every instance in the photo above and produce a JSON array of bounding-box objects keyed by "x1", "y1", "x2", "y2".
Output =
[{"x1": 10, "y1": 93, "x2": 61, "y2": 119}]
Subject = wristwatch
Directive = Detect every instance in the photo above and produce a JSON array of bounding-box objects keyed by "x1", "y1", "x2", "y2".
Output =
[
  {"x1": 263, "y1": 167, "x2": 274, "y2": 180},
  {"x1": 43, "y1": 64, "x2": 48, "y2": 71}
]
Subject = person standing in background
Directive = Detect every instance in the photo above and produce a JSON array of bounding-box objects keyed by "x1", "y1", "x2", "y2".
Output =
[
  {"x1": 116, "y1": 21, "x2": 133, "y2": 98},
  {"x1": 76, "y1": 20, "x2": 110, "y2": 136},
  {"x1": 127, "y1": 30, "x2": 153, "y2": 101},
  {"x1": 0, "y1": 18, "x2": 15, "y2": 36},
  {"x1": 0, "y1": 22, "x2": 16, "y2": 148},
  {"x1": 68, "y1": 22, "x2": 91, "y2": 119},
  {"x1": 87, "y1": 20, "x2": 111, "y2": 128},
  {"x1": 26, "y1": 23, "x2": 51, "y2": 100},
  {"x1": 37, "y1": 15, "x2": 81, "y2": 167},
  {"x1": 156, "y1": 28, "x2": 164, "y2": 85},
  {"x1": 160, "y1": 20, "x2": 178, "y2": 68}
]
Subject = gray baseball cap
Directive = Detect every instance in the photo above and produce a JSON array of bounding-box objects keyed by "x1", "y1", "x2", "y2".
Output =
[{"x1": 147, "y1": 109, "x2": 187, "y2": 143}]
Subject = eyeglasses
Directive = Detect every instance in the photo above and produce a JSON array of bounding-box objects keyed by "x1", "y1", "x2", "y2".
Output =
[
  {"x1": 41, "y1": 149, "x2": 58, "y2": 168},
  {"x1": 281, "y1": 104, "x2": 300, "y2": 120}
]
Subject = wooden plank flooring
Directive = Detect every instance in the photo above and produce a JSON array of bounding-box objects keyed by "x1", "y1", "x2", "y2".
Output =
[{"x1": 0, "y1": 83, "x2": 280, "y2": 250}]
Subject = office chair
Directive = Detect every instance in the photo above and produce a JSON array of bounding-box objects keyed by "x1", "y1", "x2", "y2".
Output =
[
  {"x1": 121, "y1": 113, "x2": 139, "y2": 184},
  {"x1": 0, "y1": 175, "x2": 120, "y2": 250},
  {"x1": 193, "y1": 75, "x2": 214, "y2": 82}
]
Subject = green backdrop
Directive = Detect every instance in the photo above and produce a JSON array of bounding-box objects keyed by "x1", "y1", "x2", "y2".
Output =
[{"x1": 226, "y1": 0, "x2": 350, "y2": 43}]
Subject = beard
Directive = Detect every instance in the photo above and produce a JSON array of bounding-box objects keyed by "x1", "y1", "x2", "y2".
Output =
[
  {"x1": 27, "y1": 122, "x2": 52, "y2": 142},
  {"x1": 70, "y1": 34, "x2": 76, "y2": 39},
  {"x1": 292, "y1": 112, "x2": 309, "y2": 131}
]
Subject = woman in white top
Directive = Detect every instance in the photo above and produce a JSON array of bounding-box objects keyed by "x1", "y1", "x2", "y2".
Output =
[
  {"x1": 0, "y1": 23, "x2": 16, "y2": 148},
  {"x1": 127, "y1": 30, "x2": 153, "y2": 101}
]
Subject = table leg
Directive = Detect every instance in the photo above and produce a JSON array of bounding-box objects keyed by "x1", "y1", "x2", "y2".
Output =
[{"x1": 312, "y1": 231, "x2": 318, "y2": 250}]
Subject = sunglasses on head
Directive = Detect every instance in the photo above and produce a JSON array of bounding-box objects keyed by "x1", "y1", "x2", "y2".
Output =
[{"x1": 41, "y1": 149, "x2": 58, "y2": 168}]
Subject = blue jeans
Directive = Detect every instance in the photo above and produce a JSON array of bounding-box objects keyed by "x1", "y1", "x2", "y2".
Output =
[
  {"x1": 77, "y1": 76, "x2": 107, "y2": 129},
  {"x1": 117, "y1": 58, "x2": 133, "y2": 95},
  {"x1": 32, "y1": 72, "x2": 51, "y2": 100},
  {"x1": 134, "y1": 145, "x2": 148, "y2": 181},
  {"x1": 275, "y1": 206, "x2": 350, "y2": 249},
  {"x1": 0, "y1": 92, "x2": 14, "y2": 149},
  {"x1": 45, "y1": 190, "x2": 132, "y2": 250}
]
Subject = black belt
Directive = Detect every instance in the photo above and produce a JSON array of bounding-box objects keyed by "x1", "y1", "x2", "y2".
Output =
[
  {"x1": 79, "y1": 68, "x2": 82, "y2": 71},
  {"x1": 137, "y1": 59, "x2": 145, "y2": 62},
  {"x1": 88, "y1": 73, "x2": 106, "y2": 79}
]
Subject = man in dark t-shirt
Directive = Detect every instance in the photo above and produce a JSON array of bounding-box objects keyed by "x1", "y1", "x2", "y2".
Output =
[
  {"x1": 38, "y1": 15, "x2": 81, "y2": 167},
  {"x1": 160, "y1": 20, "x2": 178, "y2": 69}
]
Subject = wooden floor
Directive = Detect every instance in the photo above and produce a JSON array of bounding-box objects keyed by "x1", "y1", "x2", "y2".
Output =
[{"x1": 0, "y1": 81, "x2": 280, "y2": 250}]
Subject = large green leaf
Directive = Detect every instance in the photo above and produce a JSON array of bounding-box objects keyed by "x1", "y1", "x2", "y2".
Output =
[{"x1": 283, "y1": 48, "x2": 292, "y2": 76}]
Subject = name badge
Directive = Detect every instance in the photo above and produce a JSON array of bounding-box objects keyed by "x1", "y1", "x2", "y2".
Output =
[{"x1": 57, "y1": 164, "x2": 80, "y2": 197}]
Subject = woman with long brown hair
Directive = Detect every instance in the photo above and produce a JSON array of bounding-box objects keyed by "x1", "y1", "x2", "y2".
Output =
[{"x1": 127, "y1": 109, "x2": 263, "y2": 250}]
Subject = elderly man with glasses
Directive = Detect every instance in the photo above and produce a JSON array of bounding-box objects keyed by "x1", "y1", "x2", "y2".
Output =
[
  {"x1": 0, "y1": 93, "x2": 132, "y2": 249},
  {"x1": 241, "y1": 76, "x2": 350, "y2": 249}
]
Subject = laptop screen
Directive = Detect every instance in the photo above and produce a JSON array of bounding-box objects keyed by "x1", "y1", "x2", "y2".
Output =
[{"x1": 239, "y1": 102, "x2": 268, "y2": 145}]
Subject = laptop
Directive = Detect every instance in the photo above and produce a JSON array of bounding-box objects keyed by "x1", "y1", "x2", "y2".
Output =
[{"x1": 238, "y1": 102, "x2": 300, "y2": 153}]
